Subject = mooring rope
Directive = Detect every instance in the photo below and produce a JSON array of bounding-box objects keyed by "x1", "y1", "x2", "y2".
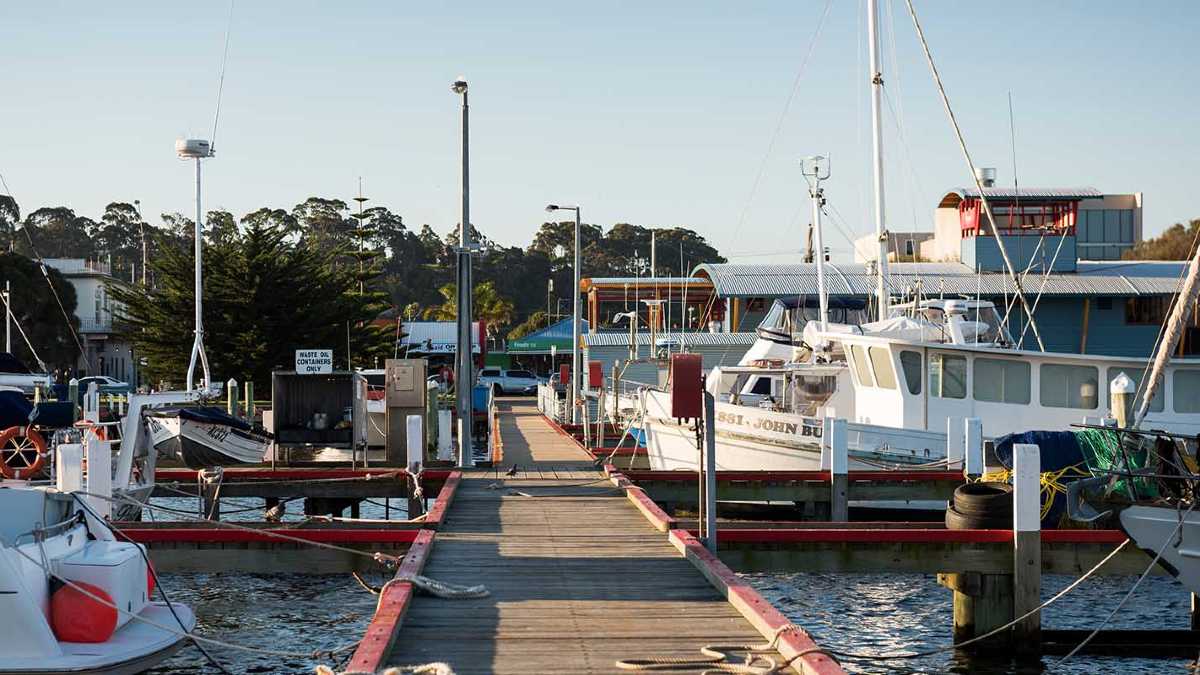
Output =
[{"x1": 82, "y1": 490, "x2": 405, "y2": 565}]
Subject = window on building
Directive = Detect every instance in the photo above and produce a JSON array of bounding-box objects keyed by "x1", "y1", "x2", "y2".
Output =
[
  {"x1": 1174, "y1": 370, "x2": 1200, "y2": 413},
  {"x1": 1097, "y1": 298, "x2": 1113, "y2": 311},
  {"x1": 904, "y1": 240, "x2": 915, "y2": 257},
  {"x1": 1125, "y1": 297, "x2": 1172, "y2": 325},
  {"x1": 850, "y1": 345, "x2": 874, "y2": 387},
  {"x1": 94, "y1": 288, "x2": 102, "y2": 323},
  {"x1": 899, "y1": 350, "x2": 922, "y2": 395},
  {"x1": 868, "y1": 346, "x2": 897, "y2": 390},
  {"x1": 929, "y1": 353, "x2": 967, "y2": 399},
  {"x1": 974, "y1": 358, "x2": 1031, "y2": 404},
  {"x1": 1040, "y1": 364, "x2": 1099, "y2": 409},
  {"x1": 1106, "y1": 367, "x2": 1163, "y2": 413}
]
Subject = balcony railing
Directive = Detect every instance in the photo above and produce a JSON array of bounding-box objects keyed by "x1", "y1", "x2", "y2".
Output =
[{"x1": 78, "y1": 317, "x2": 113, "y2": 333}]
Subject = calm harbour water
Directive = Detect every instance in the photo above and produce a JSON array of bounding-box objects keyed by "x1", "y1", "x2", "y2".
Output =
[{"x1": 142, "y1": 497, "x2": 1197, "y2": 674}]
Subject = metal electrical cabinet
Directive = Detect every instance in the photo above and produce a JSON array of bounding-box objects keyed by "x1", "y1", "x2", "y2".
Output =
[{"x1": 385, "y1": 359, "x2": 428, "y2": 465}]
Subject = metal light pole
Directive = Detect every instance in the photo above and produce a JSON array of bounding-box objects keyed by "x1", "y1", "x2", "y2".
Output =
[
  {"x1": 452, "y1": 79, "x2": 475, "y2": 467},
  {"x1": 545, "y1": 204, "x2": 581, "y2": 423},
  {"x1": 4, "y1": 280, "x2": 10, "y2": 353}
]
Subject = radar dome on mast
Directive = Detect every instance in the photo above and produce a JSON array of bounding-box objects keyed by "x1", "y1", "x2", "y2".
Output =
[{"x1": 175, "y1": 139, "x2": 214, "y2": 159}]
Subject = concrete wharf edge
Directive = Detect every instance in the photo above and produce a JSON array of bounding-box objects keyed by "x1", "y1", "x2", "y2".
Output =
[{"x1": 353, "y1": 400, "x2": 841, "y2": 675}]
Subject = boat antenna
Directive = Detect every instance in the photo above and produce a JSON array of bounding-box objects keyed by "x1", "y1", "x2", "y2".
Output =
[
  {"x1": 902, "y1": 0, "x2": 1046, "y2": 351},
  {"x1": 210, "y1": 0, "x2": 235, "y2": 151},
  {"x1": 801, "y1": 155, "x2": 831, "y2": 334}
]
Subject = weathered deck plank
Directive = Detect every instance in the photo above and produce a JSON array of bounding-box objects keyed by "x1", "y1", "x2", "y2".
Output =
[{"x1": 385, "y1": 400, "x2": 789, "y2": 674}]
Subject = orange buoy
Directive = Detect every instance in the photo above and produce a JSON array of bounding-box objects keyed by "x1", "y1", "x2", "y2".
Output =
[
  {"x1": 51, "y1": 581, "x2": 118, "y2": 643},
  {"x1": 0, "y1": 426, "x2": 47, "y2": 479}
]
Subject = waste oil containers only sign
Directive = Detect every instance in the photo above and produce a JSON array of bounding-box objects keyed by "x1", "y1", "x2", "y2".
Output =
[{"x1": 295, "y1": 349, "x2": 333, "y2": 374}]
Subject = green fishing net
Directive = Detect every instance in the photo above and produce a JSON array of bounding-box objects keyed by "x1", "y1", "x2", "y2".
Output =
[{"x1": 1074, "y1": 428, "x2": 1158, "y2": 499}]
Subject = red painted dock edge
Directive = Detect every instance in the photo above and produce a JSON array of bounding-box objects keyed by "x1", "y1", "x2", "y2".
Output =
[
  {"x1": 669, "y1": 529, "x2": 844, "y2": 675},
  {"x1": 421, "y1": 471, "x2": 462, "y2": 528},
  {"x1": 604, "y1": 464, "x2": 676, "y2": 532},
  {"x1": 343, "y1": 467, "x2": 464, "y2": 671},
  {"x1": 119, "y1": 527, "x2": 421, "y2": 544},
  {"x1": 154, "y1": 467, "x2": 452, "y2": 482},
  {"x1": 622, "y1": 469, "x2": 963, "y2": 483},
  {"x1": 680, "y1": 528, "x2": 1128, "y2": 544},
  {"x1": 344, "y1": 528, "x2": 436, "y2": 673}
]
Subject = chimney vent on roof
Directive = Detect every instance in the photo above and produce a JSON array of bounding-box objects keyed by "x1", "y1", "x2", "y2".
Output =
[{"x1": 975, "y1": 167, "x2": 996, "y2": 188}]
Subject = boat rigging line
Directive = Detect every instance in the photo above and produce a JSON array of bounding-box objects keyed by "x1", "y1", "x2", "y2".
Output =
[
  {"x1": 727, "y1": 0, "x2": 834, "y2": 252},
  {"x1": 1055, "y1": 500, "x2": 1198, "y2": 666},
  {"x1": 901, "y1": 0, "x2": 1046, "y2": 351}
]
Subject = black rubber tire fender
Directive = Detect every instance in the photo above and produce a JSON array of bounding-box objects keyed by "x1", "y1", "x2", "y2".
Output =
[
  {"x1": 944, "y1": 504, "x2": 1012, "y2": 530},
  {"x1": 951, "y1": 481, "x2": 1014, "y2": 517}
]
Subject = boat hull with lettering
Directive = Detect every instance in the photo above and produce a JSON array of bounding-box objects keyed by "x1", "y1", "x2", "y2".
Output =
[{"x1": 144, "y1": 407, "x2": 269, "y2": 468}]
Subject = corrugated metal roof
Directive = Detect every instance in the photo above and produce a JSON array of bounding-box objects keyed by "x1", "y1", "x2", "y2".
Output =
[
  {"x1": 955, "y1": 187, "x2": 1103, "y2": 200},
  {"x1": 583, "y1": 331, "x2": 758, "y2": 348},
  {"x1": 399, "y1": 321, "x2": 482, "y2": 346},
  {"x1": 694, "y1": 261, "x2": 1190, "y2": 299}
]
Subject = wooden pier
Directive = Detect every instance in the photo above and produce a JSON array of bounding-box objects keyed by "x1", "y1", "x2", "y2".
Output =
[{"x1": 348, "y1": 400, "x2": 839, "y2": 674}]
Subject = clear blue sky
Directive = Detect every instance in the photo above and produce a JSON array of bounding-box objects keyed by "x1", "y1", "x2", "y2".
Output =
[{"x1": 2, "y1": 1, "x2": 1197, "y2": 261}]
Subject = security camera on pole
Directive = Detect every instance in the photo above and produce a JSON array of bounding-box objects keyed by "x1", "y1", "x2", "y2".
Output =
[
  {"x1": 452, "y1": 78, "x2": 475, "y2": 467},
  {"x1": 545, "y1": 204, "x2": 582, "y2": 424}
]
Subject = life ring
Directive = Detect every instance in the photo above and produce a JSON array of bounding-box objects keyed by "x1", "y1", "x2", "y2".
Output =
[{"x1": 0, "y1": 426, "x2": 48, "y2": 480}]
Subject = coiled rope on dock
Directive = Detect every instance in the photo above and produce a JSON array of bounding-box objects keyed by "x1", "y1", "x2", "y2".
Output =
[
  {"x1": 616, "y1": 624, "x2": 832, "y2": 674},
  {"x1": 316, "y1": 663, "x2": 456, "y2": 675}
]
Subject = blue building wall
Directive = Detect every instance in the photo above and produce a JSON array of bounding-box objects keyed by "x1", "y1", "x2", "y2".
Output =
[
  {"x1": 963, "y1": 235, "x2": 1077, "y2": 274},
  {"x1": 998, "y1": 296, "x2": 1160, "y2": 357}
]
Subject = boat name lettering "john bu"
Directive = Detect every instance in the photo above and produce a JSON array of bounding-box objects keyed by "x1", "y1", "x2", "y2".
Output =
[{"x1": 716, "y1": 411, "x2": 820, "y2": 437}]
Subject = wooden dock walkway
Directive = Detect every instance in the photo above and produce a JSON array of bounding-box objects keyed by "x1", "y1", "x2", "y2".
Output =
[{"x1": 378, "y1": 399, "x2": 834, "y2": 674}]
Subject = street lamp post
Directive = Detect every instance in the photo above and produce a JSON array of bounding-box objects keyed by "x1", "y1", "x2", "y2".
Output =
[
  {"x1": 545, "y1": 204, "x2": 581, "y2": 423},
  {"x1": 452, "y1": 78, "x2": 474, "y2": 467}
]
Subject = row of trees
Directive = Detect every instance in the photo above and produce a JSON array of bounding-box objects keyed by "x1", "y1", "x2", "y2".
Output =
[{"x1": 0, "y1": 194, "x2": 725, "y2": 384}]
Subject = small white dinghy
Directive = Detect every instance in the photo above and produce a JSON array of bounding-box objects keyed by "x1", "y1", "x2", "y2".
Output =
[
  {"x1": 0, "y1": 482, "x2": 194, "y2": 674},
  {"x1": 143, "y1": 406, "x2": 269, "y2": 469}
]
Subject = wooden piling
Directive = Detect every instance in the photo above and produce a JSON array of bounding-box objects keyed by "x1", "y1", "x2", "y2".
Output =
[
  {"x1": 964, "y1": 417, "x2": 983, "y2": 477},
  {"x1": 829, "y1": 418, "x2": 848, "y2": 522},
  {"x1": 1012, "y1": 443, "x2": 1042, "y2": 656}
]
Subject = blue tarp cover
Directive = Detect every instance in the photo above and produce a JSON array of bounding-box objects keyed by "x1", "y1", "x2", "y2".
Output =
[
  {"x1": 145, "y1": 406, "x2": 253, "y2": 431},
  {"x1": 992, "y1": 430, "x2": 1084, "y2": 472},
  {"x1": 0, "y1": 390, "x2": 33, "y2": 428}
]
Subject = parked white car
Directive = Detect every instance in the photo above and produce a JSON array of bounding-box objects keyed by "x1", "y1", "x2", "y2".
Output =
[{"x1": 477, "y1": 368, "x2": 539, "y2": 395}]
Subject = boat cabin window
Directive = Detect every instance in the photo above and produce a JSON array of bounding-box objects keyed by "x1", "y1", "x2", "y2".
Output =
[
  {"x1": 868, "y1": 346, "x2": 897, "y2": 390},
  {"x1": 1040, "y1": 364, "x2": 1099, "y2": 409},
  {"x1": 1106, "y1": 367, "x2": 1163, "y2": 413},
  {"x1": 787, "y1": 374, "x2": 837, "y2": 416},
  {"x1": 849, "y1": 345, "x2": 874, "y2": 386},
  {"x1": 749, "y1": 377, "x2": 773, "y2": 396},
  {"x1": 973, "y1": 358, "x2": 1031, "y2": 404},
  {"x1": 899, "y1": 350, "x2": 922, "y2": 395},
  {"x1": 1173, "y1": 370, "x2": 1200, "y2": 413},
  {"x1": 929, "y1": 353, "x2": 967, "y2": 399}
]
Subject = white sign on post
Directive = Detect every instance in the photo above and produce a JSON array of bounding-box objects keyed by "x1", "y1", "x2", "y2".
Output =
[{"x1": 295, "y1": 349, "x2": 333, "y2": 374}]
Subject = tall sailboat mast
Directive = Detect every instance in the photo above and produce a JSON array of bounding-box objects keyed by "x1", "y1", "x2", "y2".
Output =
[{"x1": 867, "y1": 0, "x2": 889, "y2": 321}]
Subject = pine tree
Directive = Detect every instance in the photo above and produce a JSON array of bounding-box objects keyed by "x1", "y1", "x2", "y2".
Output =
[{"x1": 111, "y1": 221, "x2": 390, "y2": 391}]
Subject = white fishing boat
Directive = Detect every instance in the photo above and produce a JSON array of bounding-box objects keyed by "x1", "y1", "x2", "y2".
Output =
[
  {"x1": 0, "y1": 479, "x2": 194, "y2": 673},
  {"x1": 628, "y1": 0, "x2": 1200, "y2": 474},
  {"x1": 144, "y1": 406, "x2": 268, "y2": 469}
]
